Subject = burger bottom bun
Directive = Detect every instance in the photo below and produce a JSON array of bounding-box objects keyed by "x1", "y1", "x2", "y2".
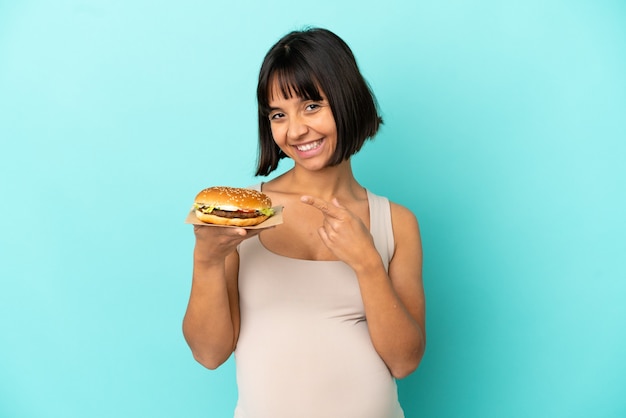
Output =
[{"x1": 195, "y1": 210, "x2": 269, "y2": 227}]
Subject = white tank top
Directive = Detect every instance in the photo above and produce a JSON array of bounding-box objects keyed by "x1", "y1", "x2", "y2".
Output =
[{"x1": 234, "y1": 186, "x2": 403, "y2": 418}]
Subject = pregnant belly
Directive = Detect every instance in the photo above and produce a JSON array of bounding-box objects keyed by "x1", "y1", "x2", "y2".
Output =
[{"x1": 234, "y1": 319, "x2": 402, "y2": 418}]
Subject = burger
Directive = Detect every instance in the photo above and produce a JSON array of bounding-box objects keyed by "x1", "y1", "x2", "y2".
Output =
[{"x1": 193, "y1": 186, "x2": 275, "y2": 227}]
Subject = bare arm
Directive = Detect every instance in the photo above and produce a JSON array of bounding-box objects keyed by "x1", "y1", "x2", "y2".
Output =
[
  {"x1": 182, "y1": 225, "x2": 260, "y2": 369},
  {"x1": 301, "y1": 196, "x2": 426, "y2": 378},
  {"x1": 355, "y1": 203, "x2": 425, "y2": 378}
]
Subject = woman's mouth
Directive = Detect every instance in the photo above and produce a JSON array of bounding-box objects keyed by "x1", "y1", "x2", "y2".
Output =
[{"x1": 295, "y1": 139, "x2": 323, "y2": 152}]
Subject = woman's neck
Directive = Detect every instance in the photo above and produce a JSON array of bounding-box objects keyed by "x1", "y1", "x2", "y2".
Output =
[{"x1": 272, "y1": 160, "x2": 364, "y2": 201}]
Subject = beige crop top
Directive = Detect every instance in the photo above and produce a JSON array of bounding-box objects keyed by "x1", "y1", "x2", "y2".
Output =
[{"x1": 233, "y1": 185, "x2": 403, "y2": 418}]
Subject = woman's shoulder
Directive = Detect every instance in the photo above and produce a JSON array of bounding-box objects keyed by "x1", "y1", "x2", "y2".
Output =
[
  {"x1": 247, "y1": 182, "x2": 263, "y2": 191},
  {"x1": 251, "y1": 171, "x2": 292, "y2": 193},
  {"x1": 389, "y1": 200, "x2": 418, "y2": 220},
  {"x1": 388, "y1": 200, "x2": 420, "y2": 239},
  {"x1": 367, "y1": 190, "x2": 418, "y2": 225},
  {"x1": 248, "y1": 179, "x2": 291, "y2": 194}
]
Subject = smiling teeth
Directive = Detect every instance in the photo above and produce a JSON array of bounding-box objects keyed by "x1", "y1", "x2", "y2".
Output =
[{"x1": 296, "y1": 140, "x2": 322, "y2": 151}]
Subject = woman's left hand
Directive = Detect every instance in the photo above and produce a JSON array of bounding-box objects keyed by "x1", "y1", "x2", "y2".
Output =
[{"x1": 300, "y1": 195, "x2": 379, "y2": 270}]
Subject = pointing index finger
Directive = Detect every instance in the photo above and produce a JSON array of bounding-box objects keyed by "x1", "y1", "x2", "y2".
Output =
[{"x1": 300, "y1": 195, "x2": 342, "y2": 218}]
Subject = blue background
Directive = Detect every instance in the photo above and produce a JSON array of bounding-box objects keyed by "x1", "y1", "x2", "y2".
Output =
[{"x1": 1, "y1": 1, "x2": 625, "y2": 417}]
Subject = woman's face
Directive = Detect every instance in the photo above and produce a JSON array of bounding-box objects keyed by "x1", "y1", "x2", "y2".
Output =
[{"x1": 267, "y1": 80, "x2": 337, "y2": 172}]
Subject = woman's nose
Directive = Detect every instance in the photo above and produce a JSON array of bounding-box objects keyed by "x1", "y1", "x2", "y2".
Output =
[{"x1": 287, "y1": 115, "x2": 308, "y2": 140}]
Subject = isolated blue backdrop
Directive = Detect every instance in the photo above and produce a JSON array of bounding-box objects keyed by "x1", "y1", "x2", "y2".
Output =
[{"x1": 1, "y1": 1, "x2": 625, "y2": 417}]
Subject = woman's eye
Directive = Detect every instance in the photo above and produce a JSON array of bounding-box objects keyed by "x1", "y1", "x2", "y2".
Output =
[
  {"x1": 306, "y1": 103, "x2": 320, "y2": 111},
  {"x1": 269, "y1": 112, "x2": 284, "y2": 120}
]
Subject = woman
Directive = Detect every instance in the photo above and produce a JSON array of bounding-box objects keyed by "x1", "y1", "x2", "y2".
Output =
[{"x1": 183, "y1": 27, "x2": 426, "y2": 418}]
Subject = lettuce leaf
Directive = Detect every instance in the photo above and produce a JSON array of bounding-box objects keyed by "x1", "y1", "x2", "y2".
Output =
[{"x1": 259, "y1": 207, "x2": 275, "y2": 216}]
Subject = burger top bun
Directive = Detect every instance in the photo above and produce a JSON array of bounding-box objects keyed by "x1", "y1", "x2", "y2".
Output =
[
  {"x1": 195, "y1": 186, "x2": 272, "y2": 210},
  {"x1": 194, "y1": 186, "x2": 273, "y2": 227}
]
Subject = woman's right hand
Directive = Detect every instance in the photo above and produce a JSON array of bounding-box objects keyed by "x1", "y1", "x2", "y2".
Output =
[{"x1": 193, "y1": 225, "x2": 263, "y2": 264}]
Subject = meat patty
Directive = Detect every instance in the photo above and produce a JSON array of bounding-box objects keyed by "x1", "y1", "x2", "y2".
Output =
[{"x1": 210, "y1": 209, "x2": 261, "y2": 219}]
